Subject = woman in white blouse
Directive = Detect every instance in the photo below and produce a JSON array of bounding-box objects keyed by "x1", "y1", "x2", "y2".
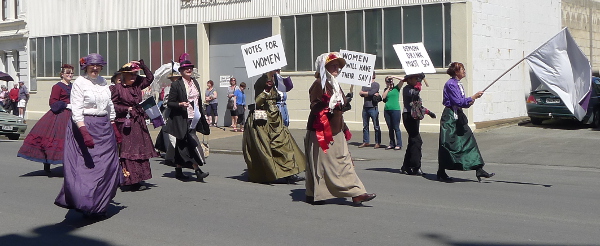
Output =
[{"x1": 54, "y1": 53, "x2": 123, "y2": 219}]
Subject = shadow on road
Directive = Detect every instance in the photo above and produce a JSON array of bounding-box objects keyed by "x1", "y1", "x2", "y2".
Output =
[
  {"x1": 20, "y1": 166, "x2": 64, "y2": 178},
  {"x1": 520, "y1": 119, "x2": 592, "y2": 130},
  {"x1": 421, "y1": 232, "x2": 595, "y2": 246},
  {"x1": 488, "y1": 180, "x2": 552, "y2": 187},
  {"x1": 0, "y1": 203, "x2": 126, "y2": 246}
]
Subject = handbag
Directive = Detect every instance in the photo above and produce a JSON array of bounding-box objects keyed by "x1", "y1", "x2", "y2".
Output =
[
  {"x1": 226, "y1": 98, "x2": 235, "y2": 110},
  {"x1": 372, "y1": 94, "x2": 383, "y2": 104},
  {"x1": 200, "y1": 135, "x2": 210, "y2": 158},
  {"x1": 254, "y1": 109, "x2": 267, "y2": 121},
  {"x1": 410, "y1": 100, "x2": 425, "y2": 120},
  {"x1": 124, "y1": 111, "x2": 132, "y2": 128}
]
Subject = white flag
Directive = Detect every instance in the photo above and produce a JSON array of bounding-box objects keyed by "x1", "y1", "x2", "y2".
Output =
[{"x1": 525, "y1": 27, "x2": 592, "y2": 121}]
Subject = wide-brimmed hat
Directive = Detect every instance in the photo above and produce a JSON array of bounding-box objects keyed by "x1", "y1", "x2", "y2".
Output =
[
  {"x1": 178, "y1": 53, "x2": 194, "y2": 70},
  {"x1": 323, "y1": 52, "x2": 346, "y2": 69},
  {"x1": 79, "y1": 53, "x2": 107, "y2": 70},
  {"x1": 119, "y1": 62, "x2": 141, "y2": 73},
  {"x1": 18, "y1": 81, "x2": 24, "y2": 84},
  {"x1": 403, "y1": 73, "x2": 425, "y2": 82},
  {"x1": 168, "y1": 70, "x2": 182, "y2": 78}
]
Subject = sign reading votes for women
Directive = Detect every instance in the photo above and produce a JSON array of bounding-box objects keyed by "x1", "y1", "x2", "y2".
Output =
[
  {"x1": 241, "y1": 34, "x2": 287, "y2": 77},
  {"x1": 392, "y1": 43, "x2": 436, "y2": 75},
  {"x1": 337, "y1": 50, "x2": 376, "y2": 87}
]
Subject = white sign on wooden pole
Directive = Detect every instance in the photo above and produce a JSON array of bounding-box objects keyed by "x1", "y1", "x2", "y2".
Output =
[
  {"x1": 392, "y1": 43, "x2": 436, "y2": 75},
  {"x1": 337, "y1": 50, "x2": 377, "y2": 87},
  {"x1": 241, "y1": 34, "x2": 287, "y2": 78}
]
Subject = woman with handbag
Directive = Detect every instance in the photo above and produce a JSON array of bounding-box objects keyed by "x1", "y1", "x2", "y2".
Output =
[
  {"x1": 111, "y1": 60, "x2": 159, "y2": 191},
  {"x1": 242, "y1": 71, "x2": 306, "y2": 184},
  {"x1": 163, "y1": 53, "x2": 210, "y2": 182},
  {"x1": 401, "y1": 73, "x2": 436, "y2": 176},
  {"x1": 437, "y1": 62, "x2": 494, "y2": 182},
  {"x1": 227, "y1": 77, "x2": 239, "y2": 128}
]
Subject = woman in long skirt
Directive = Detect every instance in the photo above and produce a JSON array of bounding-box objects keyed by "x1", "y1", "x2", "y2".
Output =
[
  {"x1": 17, "y1": 64, "x2": 74, "y2": 174},
  {"x1": 163, "y1": 53, "x2": 210, "y2": 181},
  {"x1": 112, "y1": 60, "x2": 159, "y2": 191},
  {"x1": 437, "y1": 62, "x2": 495, "y2": 182},
  {"x1": 54, "y1": 53, "x2": 123, "y2": 219},
  {"x1": 305, "y1": 52, "x2": 376, "y2": 205},
  {"x1": 243, "y1": 71, "x2": 305, "y2": 184}
]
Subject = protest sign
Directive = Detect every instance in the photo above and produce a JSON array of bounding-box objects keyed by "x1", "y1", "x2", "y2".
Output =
[
  {"x1": 241, "y1": 34, "x2": 287, "y2": 77},
  {"x1": 219, "y1": 75, "x2": 232, "y2": 88},
  {"x1": 337, "y1": 50, "x2": 377, "y2": 87},
  {"x1": 393, "y1": 43, "x2": 436, "y2": 75}
]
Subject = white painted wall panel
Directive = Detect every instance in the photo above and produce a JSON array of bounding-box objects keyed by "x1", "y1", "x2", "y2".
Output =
[
  {"x1": 28, "y1": 0, "x2": 461, "y2": 37},
  {"x1": 470, "y1": 0, "x2": 561, "y2": 122}
]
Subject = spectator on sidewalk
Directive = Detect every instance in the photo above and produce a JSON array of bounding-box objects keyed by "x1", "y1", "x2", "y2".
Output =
[
  {"x1": 17, "y1": 81, "x2": 29, "y2": 118},
  {"x1": 358, "y1": 72, "x2": 382, "y2": 148}
]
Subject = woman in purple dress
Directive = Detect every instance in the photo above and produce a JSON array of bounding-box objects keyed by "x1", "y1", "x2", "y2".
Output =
[
  {"x1": 18, "y1": 64, "x2": 74, "y2": 174},
  {"x1": 437, "y1": 62, "x2": 494, "y2": 182},
  {"x1": 112, "y1": 60, "x2": 159, "y2": 191},
  {"x1": 55, "y1": 53, "x2": 123, "y2": 219}
]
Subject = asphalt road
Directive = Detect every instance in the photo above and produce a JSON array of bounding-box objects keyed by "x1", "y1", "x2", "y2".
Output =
[{"x1": 0, "y1": 120, "x2": 599, "y2": 246}]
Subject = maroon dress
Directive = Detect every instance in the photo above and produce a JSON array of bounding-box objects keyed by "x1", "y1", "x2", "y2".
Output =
[
  {"x1": 111, "y1": 63, "x2": 159, "y2": 185},
  {"x1": 18, "y1": 82, "x2": 72, "y2": 164}
]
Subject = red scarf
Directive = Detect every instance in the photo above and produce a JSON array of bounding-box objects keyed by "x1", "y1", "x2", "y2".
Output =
[{"x1": 312, "y1": 92, "x2": 334, "y2": 153}]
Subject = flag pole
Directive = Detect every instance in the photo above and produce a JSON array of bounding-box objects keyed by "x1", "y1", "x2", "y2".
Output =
[
  {"x1": 481, "y1": 27, "x2": 569, "y2": 92},
  {"x1": 482, "y1": 57, "x2": 527, "y2": 92}
]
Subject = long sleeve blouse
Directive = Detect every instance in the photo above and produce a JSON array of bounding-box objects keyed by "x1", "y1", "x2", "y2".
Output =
[
  {"x1": 442, "y1": 78, "x2": 473, "y2": 109},
  {"x1": 71, "y1": 76, "x2": 115, "y2": 123},
  {"x1": 49, "y1": 82, "x2": 71, "y2": 113},
  {"x1": 112, "y1": 62, "x2": 154, "y2": 119}
]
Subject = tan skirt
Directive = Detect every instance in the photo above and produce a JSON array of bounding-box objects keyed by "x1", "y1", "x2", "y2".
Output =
[{"x1": 304, "y1": 131, "x2": 367, "y2": 201}]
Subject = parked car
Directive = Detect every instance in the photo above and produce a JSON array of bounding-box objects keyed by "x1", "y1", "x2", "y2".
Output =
[
  {"x1": 526, "y1": 77, "x2": 600, "y2": 127},
  {"x1": 0, "y1": 106, "x2": 27, "y2": 140}
]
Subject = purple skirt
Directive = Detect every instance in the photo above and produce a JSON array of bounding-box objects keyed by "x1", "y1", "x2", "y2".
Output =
[{"x1": 55, "y1": 115, "x2": 122, "y2": 214}]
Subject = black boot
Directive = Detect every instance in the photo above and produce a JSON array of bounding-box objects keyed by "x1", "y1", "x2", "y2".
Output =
[
  {"x1": 175, "y1": 167, "x2": 190, "y2": 180},
  {"x1": 43, "y1": 163, "x2": 51, "y2": 174},
  {"x1": 476, "y1": 168, "x2": 495, "y2": 182},
  {"x1": 195, "y1": 168, "x2": 209, "y2": 181},
  {"x1": 284, "y1": 174, "x2": 305, "y2": 184},
  {"x1": 437, "y1": 169, "x2": 453, "y2": 182}
]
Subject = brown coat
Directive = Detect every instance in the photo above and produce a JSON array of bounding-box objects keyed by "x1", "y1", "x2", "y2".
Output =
[{"x1": 306, "y1": 79, "x2": 349, "y2": 135}]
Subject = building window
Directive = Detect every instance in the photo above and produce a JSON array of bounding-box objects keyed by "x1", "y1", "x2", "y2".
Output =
[
  {"x1": 2, "y1": 0, "x2": 7, "y2": 20},
  {"x1": 281, "y1": 3, "x2": 451, "y2": 71},
  {"x1": 31, "y1": 24, "x2": 198, "y2": 78},
  {"x1": 14, "y1": 0, "x2": 18, "y2": 19}
]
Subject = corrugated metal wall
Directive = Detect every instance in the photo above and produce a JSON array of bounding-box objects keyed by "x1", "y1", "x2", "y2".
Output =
[{"x1": 28, "y1": 0, "x2": 460, "y2": 37}]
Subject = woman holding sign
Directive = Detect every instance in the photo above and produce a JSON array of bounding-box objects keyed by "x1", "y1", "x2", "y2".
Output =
[
  {"x1": 242, "y1": 70, "x2": 306, "y2": 184},
  {"x1": 304, "y1": 52, "x2": 376, "y2": 206},
  {"x1": 111, "y1": 60, "x2": 158, "y2": 191},
  {"x1": 437, "y1": 62, "x2": 494, "y2": 182}
]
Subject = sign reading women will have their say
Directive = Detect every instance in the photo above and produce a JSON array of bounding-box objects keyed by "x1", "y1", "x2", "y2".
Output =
[
  {"x1": 337, "y1": 50, "x2": 377, "y2": 87},
  {"x1": 241, "y1": 34, "x2": 287, "y2": 77},
  {"x1": 393, "y1": 43, "x2": 436, "y2": 75}
]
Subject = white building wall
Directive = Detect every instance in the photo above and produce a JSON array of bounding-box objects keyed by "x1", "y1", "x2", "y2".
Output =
[
  {"x1": 470, "y1": 0, "x2": 562, "y2": 122},
  {"x1": 28, "y1": 0, "x2": 460, "y2": 37}
]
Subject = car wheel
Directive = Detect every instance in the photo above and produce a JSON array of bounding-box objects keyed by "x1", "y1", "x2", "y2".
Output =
[
  {"x1": 592, "y1": 109, "x2": 600, "y2": 128},
  {"x1": 530, "y1": 117, "x2": 544, "y2": 125},
  {"x1": 7, "y1": 134, "x2": 20, "y2": 140}
]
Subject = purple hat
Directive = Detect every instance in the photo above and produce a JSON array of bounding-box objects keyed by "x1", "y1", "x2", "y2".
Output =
[
  {"x1": 178, "y1": 53, "x2": 194, "y2": 70},
  {"x1": 80, "y1": 53, "x2": 107, "y2": 70}
]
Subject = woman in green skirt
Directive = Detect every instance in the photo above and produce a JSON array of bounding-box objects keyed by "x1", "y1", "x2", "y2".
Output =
[{"x1": 437, "y1": 62, "x2": 495, "y2": 182}]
